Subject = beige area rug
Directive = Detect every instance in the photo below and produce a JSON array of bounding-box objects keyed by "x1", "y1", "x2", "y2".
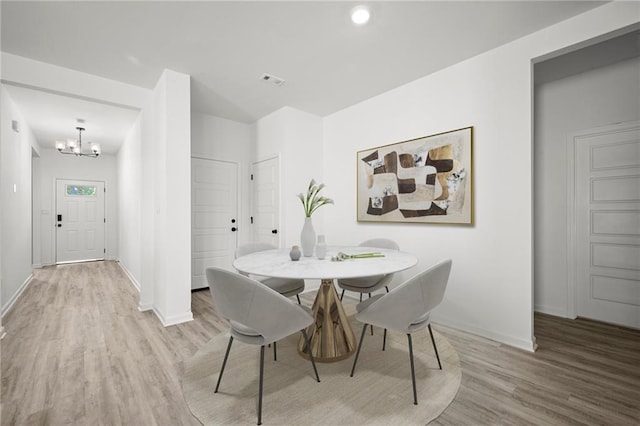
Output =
[{"x1": 182, "y1": 322, "x2": 461, "y2": 425}]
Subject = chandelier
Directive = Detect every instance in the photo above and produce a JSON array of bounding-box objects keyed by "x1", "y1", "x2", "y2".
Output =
[{"x1": 55, "y1": 127, "x2": 101, "y2": 158}]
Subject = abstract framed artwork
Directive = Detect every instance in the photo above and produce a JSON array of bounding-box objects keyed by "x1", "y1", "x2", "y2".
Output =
[{"x1": 356, "y1": 126, "x2": 473, "y2": 225}]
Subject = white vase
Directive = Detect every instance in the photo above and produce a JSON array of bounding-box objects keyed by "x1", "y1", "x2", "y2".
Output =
[
  {"x1": 300, "y1": 217, "x2": 316, "y2": 257},
  {"x1": 316, "y1": 235, "x2": 327, "y2": 260}
]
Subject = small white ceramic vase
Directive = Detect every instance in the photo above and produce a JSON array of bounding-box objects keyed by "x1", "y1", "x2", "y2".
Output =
[{"x1": 316, "y1": 235, "x2": 327, "y2": 260}]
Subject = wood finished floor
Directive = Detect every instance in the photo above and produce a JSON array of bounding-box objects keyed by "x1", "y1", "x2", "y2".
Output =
[{"x1": 1, "y1": 261, "x2": 639, "y2": 425}]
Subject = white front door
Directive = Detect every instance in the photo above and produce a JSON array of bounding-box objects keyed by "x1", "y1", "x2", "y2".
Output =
[
  {"x1": 575, "y1": 122, "x2": 640, "y2": 329},
  {"x1": 191, "y1": 157, "x2": 238, "y2": 289},
  {"x1": 56, "y1": 179, "x2": 105, "y2": 264},
  {"x1": 251, "y1": 157, "x2": 280, "y2": 246}
]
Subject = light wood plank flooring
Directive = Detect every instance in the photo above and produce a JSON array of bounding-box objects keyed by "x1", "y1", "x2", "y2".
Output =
[{"x1": 1, "y1": 261, "x2": 639, "y2": 425}]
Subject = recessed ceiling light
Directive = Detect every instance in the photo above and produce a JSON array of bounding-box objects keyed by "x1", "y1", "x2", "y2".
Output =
[{"x1": 351, "y1": 6, "x2": 370, "y2": 25}]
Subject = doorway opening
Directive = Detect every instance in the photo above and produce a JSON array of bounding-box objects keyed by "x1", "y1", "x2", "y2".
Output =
[{"x1": 533, "y1": 27, "x2": 640, "y2": 336}]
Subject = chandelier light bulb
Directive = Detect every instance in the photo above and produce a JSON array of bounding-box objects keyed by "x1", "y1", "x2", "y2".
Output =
[{"x1": 54, "y1": 126, "x2": 100, "y2": 158}]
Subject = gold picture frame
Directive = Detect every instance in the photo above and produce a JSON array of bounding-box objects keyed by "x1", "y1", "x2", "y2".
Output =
[{"x1": 356, "y1": 126, "x2": 473, "y2": 225}]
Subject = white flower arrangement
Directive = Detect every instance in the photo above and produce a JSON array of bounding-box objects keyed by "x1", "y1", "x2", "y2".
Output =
[{"x1": 297, "y1": 179, "x2": 334, "y2": 218}]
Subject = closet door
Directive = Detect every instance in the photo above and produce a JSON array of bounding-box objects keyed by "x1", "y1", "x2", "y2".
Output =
[{"x1": 191, "y1": 157, "x2": 238, "y2": 289}]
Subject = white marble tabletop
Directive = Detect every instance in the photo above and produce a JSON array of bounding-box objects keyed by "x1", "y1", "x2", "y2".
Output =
[{"x1": 232, "y1": 245, "x2": 418, "y2": 280}]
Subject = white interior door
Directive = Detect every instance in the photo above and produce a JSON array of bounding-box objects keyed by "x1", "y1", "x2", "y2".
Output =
[
  {"x1": 56, "y1": 179, "x2": 105, "y2": 264},
  {"x1": 575, "y1": 122, "x2": 640, "y2": 329},
  {"x1": 191, "y1": 158, "x2": 238, "y2": 289},
  {"x1": 251, "y1": 157, "x2": 280, "y2": 246}
]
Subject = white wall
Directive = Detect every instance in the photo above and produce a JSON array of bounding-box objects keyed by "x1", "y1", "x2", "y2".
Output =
[
  {"x1": 319, "y1": 2, "x2": 639, "y2": 350},
  {"x1": 253, "y1": 107, "x2": 324, "y2": 248},
  {"x1": 191, "y1": 112, "x2": 252, "y2": 244},
  {"x1": 117, "y1": 114, "x2": 142, "y2": 288},
  {"x1": 0, "y1": 29, "x2": 3, "y2": 336},
  {"x1": 1, "y1": 53, "x2": 149, "y2": 109},
  {"x1": 138, "y1": 107, "x2": 155, "y2": 310},
  {"x1": 534, "y1": 57, "x2": 640, "y2": 316},
  {"x1": 1, "y1": 87, "x2": 37, "y2": 315},
  {"x1": 150, "y1": 69, "x2": 192, "y2": 326},
  {"x1": 252, "y1": 107, "x2": 324, "y2": 292},
  {"x1": 35, "y1": 148, "x2": 119, "y2": 266}
]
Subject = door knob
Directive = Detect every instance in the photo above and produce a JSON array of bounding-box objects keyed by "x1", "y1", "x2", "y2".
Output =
[
  {"x1": 272, "y1": 229, "x2": 278, "y2": 234},
  {"x1": 231, "y1": 227, "x2": 237, "y2": 232}
]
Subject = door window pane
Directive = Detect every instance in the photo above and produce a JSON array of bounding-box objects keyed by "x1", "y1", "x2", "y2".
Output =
[{"x1": 66, "y1": 185, "x2": 97, "y2": 197}]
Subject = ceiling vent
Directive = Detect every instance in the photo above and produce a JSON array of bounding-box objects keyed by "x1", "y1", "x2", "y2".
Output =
[{"x1": 259, "y1": 73, "x2": 285, "y2": 86}]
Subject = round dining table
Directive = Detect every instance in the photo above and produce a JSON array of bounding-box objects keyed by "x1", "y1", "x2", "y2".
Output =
[{"x1": 233, "y1": 245, "x2": 418, "y2": 363}]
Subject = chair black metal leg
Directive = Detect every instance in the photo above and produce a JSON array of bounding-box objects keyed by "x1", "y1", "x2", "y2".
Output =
[
  {"x1": 407, "y1": 334, "x2": 418, "y2": 405},
  {"x1": 350, "y1": 323, "x2": 369, "y2": 377},
  {"x1": 258, "y1": 345, "x2": 265, "y2": 425},
  {"x1": 215, "y1": 336, "x2": 234, "y2": 393},
  {"x1": 273, "y1": 341, "x2": 277, "y2": 361},
  {"x1": 385, "y1": 286, "x2": 389, "y2": 293},
  {"x1": 296, "y1": 294, "x2": 301, "y2": 304},
  {"x1": 428, "y1": 323, "x2": 442, "y2": 370},
  {"x1": 359, "y1": 293, "x2": 363, "y2": 302},
  {"x1": 382, "y1": 328, "x2": 387, "y2": 351},
  {"x1": 365, "y1": 294, "x2": 374, "y2": 334},
  {"x1": 301, "y1": 329, "x2": 320, "y2": 382},
  {"x1": 340, "y1": 289, "x2": 345, "y2": 301}
]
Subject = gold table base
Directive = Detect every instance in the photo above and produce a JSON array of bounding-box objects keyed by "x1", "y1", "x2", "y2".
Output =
[{"x1": 297, "y1": 279, "x2": 357, "y2": 363}]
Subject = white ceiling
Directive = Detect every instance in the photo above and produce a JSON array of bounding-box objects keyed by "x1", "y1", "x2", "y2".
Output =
[
  {"x1": 4, "y1": 85, "x2": 140, "y2": 155},
  {"x1": 1, "y1": 1, "x2": 606, "y2": 153}
]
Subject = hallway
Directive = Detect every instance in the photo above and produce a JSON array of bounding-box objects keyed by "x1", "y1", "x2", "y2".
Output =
[{"x1": 0, "y1": 261, "x2": 218, "y2": 425}]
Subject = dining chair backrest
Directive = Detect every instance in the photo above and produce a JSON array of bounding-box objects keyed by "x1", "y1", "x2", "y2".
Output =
[
  {"x1": 235, "y1": 242, "x2": 277, "y2": 259},
  {"x1": 359, "y1": 238, "x2": 399, "y2": 251},
  {"x1": 356, "y1": 259, "x2": 452, "y2": 333},
  {"x1": 206, "y1": 267, "x2": 311, "y2": 343}
]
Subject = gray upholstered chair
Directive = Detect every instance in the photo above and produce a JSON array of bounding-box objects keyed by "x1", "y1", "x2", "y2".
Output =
[
  {"x1": 349, "y1": 259, "x2": 452, "y2": 405},
  {"x1": 206, "y1": 267, "x2": 320, "y2": 426},
  {"x1": 337, "y1": 238, "x2": 400, "y2": 302},
  {"x1": 235, "y1": 242, "x2": 305, "y2": 304}
]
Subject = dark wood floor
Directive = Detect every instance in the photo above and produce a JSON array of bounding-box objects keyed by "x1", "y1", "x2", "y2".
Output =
[{"x1": 1, "y1": 261, "x2": 639, "y2": 425}]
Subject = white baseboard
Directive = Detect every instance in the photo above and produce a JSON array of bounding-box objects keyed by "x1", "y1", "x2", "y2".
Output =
[
  {"x1": 534, "y1": 304, "x2": 569, "y2": 318},
  {"x1": 138, "y1": 302, "x2": 153, "y2": 312},
  {"x1": 303, "y1": 282, "x2": 535, "y2": 352},
  {"x1": 1, "y1": 274, "x2": 34, "y2": 318},
  {"x1": 117, "y1": 261, "x2": 141, "y2": 292},
  {"x1": 432, "y1": 313, "x2": 536, "y2": 352},
  {"x1": 117, "y1": 261, "x2": 158, "y2": 318},
  {"x1": 0, "y1": 326, "x2": 5, "y2": 340},
  {"x1": 153, "y1": 308, "x2": 193, "y2": 327}
]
